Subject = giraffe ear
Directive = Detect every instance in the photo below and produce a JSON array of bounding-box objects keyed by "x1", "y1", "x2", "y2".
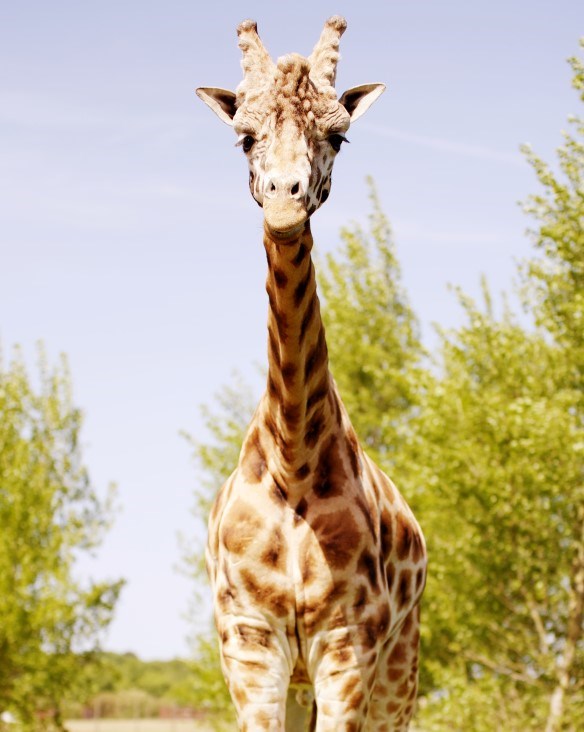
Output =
[
  {"x1": 196, "y1": 87, "x2": 238, "y2": 126},
  {"x1": 338, "y1": 83, "x2": 386, "y2": 122}
]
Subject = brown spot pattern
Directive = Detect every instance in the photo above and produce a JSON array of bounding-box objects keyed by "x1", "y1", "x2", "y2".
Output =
[
  {"x1": 272, "y1": 267, "x2": 288, "y2": 288},
  {"x1": 241, "y1": 433, "x2": 266, "y2": 483},
  {"x1": 240, "y1": 568, "x2": 290, "y2": 618},
  {"x1": 291, "y1": 243, "x2": 308, "y2": 266},
  {"x1": 388, "y1": 642, "x2": 406, "y2": 665},
  {"x1": 304, "y1": 408, "x2": 325, "y2": 448},
  {"x1": 260, "y1": 527, "x2": 287, "y2": 571},
  {"x1": 306, "y1": 375, "x2": 329, "y2": 411},
  {"x1": 304, "y1": 580, "x2": 348, "y2": 631},
  {"x1": 387, "y1": 668, "x2": 405, "y2": 682},
  {"x1": 294, "y1": 265, "x2": 312, "y2": 307},
  {"x1": 304, "y1": 328, "x2": 327, "y2": 382},
  {"x1": 295, "y1": 463, "x2": 310, "y2": 480},
  {"x1": 380, "y1": 508, "x2": 393, "y2": 556},
  {"x1": 310, "y1": 510, "x2": 360, "y2": 568},
  {"x1": 355, "y1": 495, "x2": 375, "y2": 536},
  {"x1": 354, "y1": 585, "x2": 368, "y2": 615},
  {"x1": 411, "y1": 531, "x2": 425, "y2": 563},
  {"x1": 295, "y1": 497, "x2": 308, "y2": 519},
  {"x1": 345, "y1": 430, "x2": 360, "y2": 477},
  {"x1": 221, "y1": 504, "x2": 262, "y2": 555},
  {"x1": 281, "y1": 361, "x2": 296, "y2": 387},
  {"x1": 415, "y1": 567, "x2": 425, "y2": 593},
  {"x1": 271, "y1": 479, "x2": 287, "y2": 503},
  {"x1": 312, "y1": 435, "x2": 345, "y2": 498},
  {"x1": 300, "y1": 295, "x2": 315, "y2": 344},
  {"x1": 281, "y1": 400, "x2": 301, "y2": 427},
  {"x1": 358, "y1": 549, "x2": 378, "y2": 590},
  {"x1": 397, "y1": 569, "x2": 412, "y2": 609},
  {"x1": 395, "y1": 514, "x2": 412, "y2": 560},
  {"x1": 267, "y1": 326, "x2": 280, "y2": 367}
]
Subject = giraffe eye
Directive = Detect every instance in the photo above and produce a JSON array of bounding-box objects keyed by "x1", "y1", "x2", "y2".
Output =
[
  {"x1": 241, "y1": 135, "x2": 255, "y2": 153},
  {"x1": 328, "y1": 133, "x2": 348, "y2": 153}
]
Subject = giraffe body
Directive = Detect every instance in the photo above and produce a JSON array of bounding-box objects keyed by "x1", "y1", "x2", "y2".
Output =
[{"x1": 198, "y1": 18, "x2": 426, "y2": 731}]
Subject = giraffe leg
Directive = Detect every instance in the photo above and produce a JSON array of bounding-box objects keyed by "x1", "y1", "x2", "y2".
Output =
[
  {"x1": 365, "y1": 606, "x2": 421, "y2": 731},
  {"x1": 308, "y1": 630, "x2": 378, "y2": 732},
  {"x1": 311, "y1": 668, "x2": 374, "y2": 731},
  {"x1": 219, "y1": 621, "x2": 291, "y2": 731}
]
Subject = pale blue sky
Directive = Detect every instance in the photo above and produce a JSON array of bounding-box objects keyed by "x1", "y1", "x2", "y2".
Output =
[{"x1": 1, "y1": 1, "x2": 582, "y2": 659}]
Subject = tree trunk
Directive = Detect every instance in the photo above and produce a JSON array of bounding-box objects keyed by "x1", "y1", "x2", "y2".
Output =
[{"x1": 545, "y1": 508, "x2": 584, "y2": 732}]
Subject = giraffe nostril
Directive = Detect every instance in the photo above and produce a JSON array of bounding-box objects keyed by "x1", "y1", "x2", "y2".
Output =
[
  {"x1": 269, "y1": 182, "x2": 276, "y2": 193},
  {"x1": 291, "y1": 182, "x2": 300, "y2": 196}
]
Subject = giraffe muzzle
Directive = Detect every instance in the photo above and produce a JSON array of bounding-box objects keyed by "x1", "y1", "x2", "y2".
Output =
[{"x1": 263, "y1": 197, "x2": 308, "y2": 238}]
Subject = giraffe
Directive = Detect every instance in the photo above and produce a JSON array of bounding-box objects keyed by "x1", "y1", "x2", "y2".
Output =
[{"x1": 197, "y1": 17, "x2": 427, "y2": 731}]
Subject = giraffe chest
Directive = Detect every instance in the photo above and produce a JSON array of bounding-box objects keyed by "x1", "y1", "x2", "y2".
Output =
[
  {"x1": 208, "y1": 465, "x2": 426, "y2": 704},
  {"x1": 212, "y1": 474, "x2": 396, "y2": 637}
]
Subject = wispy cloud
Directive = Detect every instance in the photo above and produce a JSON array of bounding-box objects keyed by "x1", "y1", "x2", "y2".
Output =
[{"x1": 361, "y1": 122, "x2": 522, "y2": 165}]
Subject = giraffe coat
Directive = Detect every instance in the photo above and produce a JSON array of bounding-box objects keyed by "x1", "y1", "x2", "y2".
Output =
[{"x1": 198, "y1": 17, "x2": 427, "y2": 732}]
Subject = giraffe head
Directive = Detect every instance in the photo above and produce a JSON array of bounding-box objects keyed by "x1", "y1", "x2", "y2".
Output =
[{"x1": 197, "y1": 17, "x2": 385, "y2": 237}]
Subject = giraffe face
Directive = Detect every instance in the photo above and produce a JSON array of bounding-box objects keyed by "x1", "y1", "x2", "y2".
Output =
[
  {"x1": 232, "y1": 55, "x2": 351, "y2": 236},
  {"x1": 197, "y1": 18, "x2": 385, "y2": 237}
]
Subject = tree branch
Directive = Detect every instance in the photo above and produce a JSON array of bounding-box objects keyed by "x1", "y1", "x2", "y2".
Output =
[{"x1": 463, "y1": 651, "x2": 540, "y2": 687}]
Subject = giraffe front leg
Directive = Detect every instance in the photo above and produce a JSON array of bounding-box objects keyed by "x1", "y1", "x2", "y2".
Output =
[
  {"x1": 366, "y1": 606, "x2": 421, "y2": 731},
  {"x1": 309, "y1": 630, "x2": 378, "y2": 732},
  {"x1": 219, "y1": 620, "x2": 292, "y2": 731}
]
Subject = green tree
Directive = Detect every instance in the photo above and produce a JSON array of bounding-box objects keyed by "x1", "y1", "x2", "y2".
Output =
[
  {"x1": 190, "y1": 636, "x2": 236, "y2": 725},
  {"x1": 414, "y1": 42, "x2": 584, "y2": 731},
  {"x1": 519, "y1": 42, "x2": 584, "y2": 732},
  {"x1": 182, "y1": 375, "x2": 256, "y2": 714},
  {"x1": 0, "y1": 347, "x2": 123, "y2": 728},
  {"x1": 412, "y1": 285, "x2": 582, "y2": 730},
  {"x1": 521, "y1": 44, "x2": 584, "y2": 391},
  {"x1": 183, "y1": 373, "x2": 256, "y2": 584},
  {"x1": 318, "y1": 179, "x2": 426, "y2": 472}
]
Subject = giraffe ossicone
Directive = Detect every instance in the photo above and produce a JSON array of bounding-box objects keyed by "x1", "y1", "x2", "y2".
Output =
[{"x1": 197, "y1": 17, "x2": 426, "y2": 731}]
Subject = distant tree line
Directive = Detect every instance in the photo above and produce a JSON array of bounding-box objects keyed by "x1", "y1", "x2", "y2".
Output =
[{"x1": 61, "y1": 652, "x2": 202, "y2": 719}]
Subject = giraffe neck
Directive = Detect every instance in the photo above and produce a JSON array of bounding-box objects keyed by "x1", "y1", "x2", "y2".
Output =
[{"x1": 258, "y1": 221, "x2": 338, "y2": 484}]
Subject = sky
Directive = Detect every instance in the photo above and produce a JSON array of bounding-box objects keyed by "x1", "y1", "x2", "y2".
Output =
[{"x1": 1, "y1": 1, "x2": 582, "y2": 660}]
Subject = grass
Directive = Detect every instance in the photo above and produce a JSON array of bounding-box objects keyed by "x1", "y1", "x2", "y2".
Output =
[{"x1": 65, "y1": 721, "x2": 233, "y2": 732}]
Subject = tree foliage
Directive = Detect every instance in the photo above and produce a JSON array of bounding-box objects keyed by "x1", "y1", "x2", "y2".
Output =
[
  {"x1": 413, "y1": 285, "x2": 583, "y2": 730},
  {"x1": 0, "y1": 348, "x2": 123, "y2": 728},
  {"x1": 61, "y1": 652, "x2": 203, "y2": 716},
  {"x1": 318, "y1": 180, "x2": 427, "y2": 471},
  {"x1": 182, "y1": 374, "x2": 256, "y2": 585},
  {"x1": 182, "y1": 376, "x2": 256, "y2": 711}
]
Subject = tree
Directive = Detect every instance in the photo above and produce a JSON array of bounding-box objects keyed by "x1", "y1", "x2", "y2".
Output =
[
  {"x1": 521, "y1": 44, "x2": 584, "y2": 393},
  {"x1": 414, "y1": 42, "x2": 584, "y2": 730},
  {"x1": 0, "y1": 347, "x2": 123, "y2": 728},
  {"x1": 318, "y1": 179, "x2": 426, "y2": 473},
  {"x1": 183, "y1": 373, "x2": 256, "y2": 583},
  {"x1": 182, "y1": 375, "x2": 256, "y2": 714},
  {"x1": 412, "y1": 284, "x2": 582, "y2": 730},
  {"x1": 519, "y1": 41, "x2": 584, "y2": 731}
]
